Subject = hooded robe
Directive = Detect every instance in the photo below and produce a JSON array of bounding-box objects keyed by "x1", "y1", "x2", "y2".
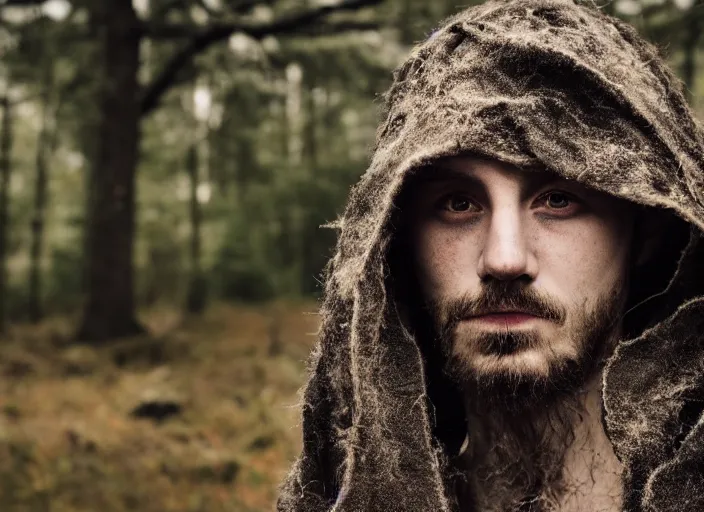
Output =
[{"x1": 277, "y1": 0, "x2": 704, "y2": 510}]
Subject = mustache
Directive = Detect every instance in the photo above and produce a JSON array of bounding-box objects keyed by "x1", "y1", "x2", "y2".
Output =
[{"x1": 429, "y1": 281, "x2": 568, "y2": 330}]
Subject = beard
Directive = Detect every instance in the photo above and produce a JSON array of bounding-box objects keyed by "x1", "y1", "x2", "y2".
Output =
[
  {"x1": 426, "y1": 279, "x2": 625, "y2": 412},
  {"x1": 423, "y1": 280, "x2": 627, "y2": 511}
]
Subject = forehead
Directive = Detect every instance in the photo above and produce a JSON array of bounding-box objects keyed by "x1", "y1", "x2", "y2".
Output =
[
  {"x1": 400, "y1": 155, "x2": 633, "y2": 212},
  {"x1": 405, "y1": 156, "x2": 575, "y2": 203},
  {"x1": 419, "y1": 155, "x2": 559, "y2": 187}
]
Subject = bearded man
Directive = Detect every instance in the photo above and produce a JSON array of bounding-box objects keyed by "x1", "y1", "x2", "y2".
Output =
[{"x1": 278, "y1": 0, "x2": 704, "y2": 510}]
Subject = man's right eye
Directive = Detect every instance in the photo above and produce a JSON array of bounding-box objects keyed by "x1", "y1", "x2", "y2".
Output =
[{"x1": 438, "y1": 194, "x2": 479, "y2": 213}]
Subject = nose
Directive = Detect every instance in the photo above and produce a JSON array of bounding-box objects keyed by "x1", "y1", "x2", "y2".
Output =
[{"x1": 477, "y1": 209, "x2": 536, "y2": 281}]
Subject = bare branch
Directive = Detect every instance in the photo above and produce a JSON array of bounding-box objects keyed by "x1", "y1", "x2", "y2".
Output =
[
  {"x1": 145, "y1": 22, "x2": 234, "y2": 39},
  {"x1": 280, "y1": 20, "x2": 379, "y2": 36},
  {"x1": 140, "y1": 0, "x2": 384, "y2": 116},
  {"x1": 151, "y1": 0, "x2": 278, "y2": 19},
  {"x1": 223, "y1": 0, "x2": 278, "y2": 15},
  {"x1": 0, "y1": 0, "x2": 47, "y2": 6},
  {"x1": 146, "y1": 19, "x2": 379, "y2": 39},
  {"x1": 152, "y1": 0, "x2": 188, "y2": 18}
]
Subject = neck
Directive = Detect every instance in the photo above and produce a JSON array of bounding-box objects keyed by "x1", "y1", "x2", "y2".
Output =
[
  {"x1": 457, "y1": 370, "x2": 623, "y2": 511},
  {"x1": 556, "y1": 372, "x2": 623, "y2": 511}
]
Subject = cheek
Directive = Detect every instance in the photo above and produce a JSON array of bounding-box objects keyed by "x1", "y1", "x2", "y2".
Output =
[
  {"x1": 413, "y1": 223, "x2": 480, "y2": 301},
  {"x1": 535, "y1": 218, "x2": 631, "y2": 305}
]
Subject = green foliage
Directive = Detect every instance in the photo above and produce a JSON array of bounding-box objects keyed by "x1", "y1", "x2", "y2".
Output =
[
  {"x1": 0, "y1": 0, "x2": 703, "y2": 322},
  {"x1": 45, "y1": 246, "x2": 83, "y2": 312},
  {"x1": 210, "y1": 157, "x2": 364, "y2": 302},
  {"x1": 186, "y1": 271, "x2": 209, "y2": 313},
  {"x1": 212, "y1": 243, "x2": 276, "y2": 303},
  {"x1": 211, "y1": 209, "x2": 276, "y2": 303},
  {"x1": 137, "y1": 204, "x2": 185, "y2": 306}
]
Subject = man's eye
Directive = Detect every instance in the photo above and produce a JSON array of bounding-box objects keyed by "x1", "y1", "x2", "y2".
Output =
[
  {"x1": 440, "y1": 194, "x2": 478, "y2": 213},
  {"x1": 545, "y1": 192, "x2": 571, "y2": 209},
  {"x1": 534, "y1": 190, "x2": 582, "y2": 216}
]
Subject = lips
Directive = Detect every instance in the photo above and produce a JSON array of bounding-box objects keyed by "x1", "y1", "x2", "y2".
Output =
[{"x1": 468, "y1": 311, "x2": 539, "y2": 326}]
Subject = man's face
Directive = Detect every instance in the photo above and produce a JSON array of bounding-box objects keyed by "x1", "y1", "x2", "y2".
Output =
[{"x1": 407, "y1": 156, "x2": 636, "y2": 398}]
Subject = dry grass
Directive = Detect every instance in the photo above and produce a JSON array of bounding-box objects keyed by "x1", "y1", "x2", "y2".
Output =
[{"x1": 0, "y1": 301, "x2": 319, "y2": 512}]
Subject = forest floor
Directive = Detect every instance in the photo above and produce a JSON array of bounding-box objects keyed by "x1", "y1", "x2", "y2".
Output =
[{"x1": 0, "y1": 301, "x2": 319, "y2": 512}]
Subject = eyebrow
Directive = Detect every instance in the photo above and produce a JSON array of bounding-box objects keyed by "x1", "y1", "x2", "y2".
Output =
[
  {"x1": 417, "y1": 165, "x2": 485, "y2": 187},
  {"x1": 414, "y1": 163, "x2": 564, "y2": 202}
]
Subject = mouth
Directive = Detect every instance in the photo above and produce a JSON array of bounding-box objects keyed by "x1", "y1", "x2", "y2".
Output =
[{"x1": 466, "y1": 311, "x2": 540, "y2": 326}]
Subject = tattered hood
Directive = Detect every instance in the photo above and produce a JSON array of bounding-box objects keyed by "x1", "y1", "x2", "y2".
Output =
[{"x1": 278, "y1": 0, "x2": 704, "y2": 510}]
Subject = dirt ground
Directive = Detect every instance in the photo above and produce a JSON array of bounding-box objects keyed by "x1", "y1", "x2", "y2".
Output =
[{"x1": 0, "y1": 301, "x2": 319, "y2": 511}]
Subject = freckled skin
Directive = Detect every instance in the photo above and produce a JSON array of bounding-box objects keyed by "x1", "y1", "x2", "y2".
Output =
[{"x1": 408, "y1": 156, "x2": 635, "y2": 378}]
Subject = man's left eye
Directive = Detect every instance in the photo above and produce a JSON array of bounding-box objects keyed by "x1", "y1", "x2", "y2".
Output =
[
  {"x1": 534, "y1": 190, "x2": 582, "y2": 216},
  {"x1": 545, "y1": 192, "x2": 571, "y2": 209}
]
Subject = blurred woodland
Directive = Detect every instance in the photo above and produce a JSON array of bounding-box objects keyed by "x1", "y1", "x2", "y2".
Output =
[{"x1": 0, "y1": 0, "x2": 701, "y2": 510}]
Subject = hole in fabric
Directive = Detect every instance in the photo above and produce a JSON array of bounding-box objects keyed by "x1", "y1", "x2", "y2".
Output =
[
  {"x1": 395, "y1": 47, "x2": 431, "y2": 83},
  {"x1": 381, "y1": 113, "x2": 407, "y2": 141},
  {"x1": 531, "y1": 7, "x2": 578, "y2": 28},
  {"x1": 673, "y1": 399, "x2": 704, "y2": 452},
  {"x1": 445, "y1": 24, "x2": 468, "y2": 54},
  {"x1": 394, "y1": 61, "x2": 412, "y2": 83},
  {"x1": 650, "y1": 176, "x2": 671, "y2": 195}
]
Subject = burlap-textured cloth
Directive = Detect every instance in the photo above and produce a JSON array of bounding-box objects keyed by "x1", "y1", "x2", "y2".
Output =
[{"x1": 278, "y1": 0, "x2": 704, "y2": 510}]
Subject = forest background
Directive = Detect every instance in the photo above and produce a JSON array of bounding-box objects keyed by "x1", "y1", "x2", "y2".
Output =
[{"x1": 0, "y1": 0, "x2": 700, "y2": 510}]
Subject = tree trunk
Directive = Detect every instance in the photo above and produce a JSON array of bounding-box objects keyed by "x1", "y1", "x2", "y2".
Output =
[
  {"x1": 398, "y1": 0, "x2": 414, "y2": 45},
  {"x1": 76, "y1": 1, "x2": 144, "y2": 342},
  {"x1": 28, "y1": 70, "x2": 53, "y2": 323},
  {"x1": 185, "y1": 144, "x2": 206, "y2": 314},
  {"x1": 302, "y1": 77, "x2": 318, "y2": 172},
  {"x1": 299, "y1": 75, "x2": 318, "y2": 294},
  {"x1": 0, "y1": 97, "x2": 12, "y2": 333},
  {"x1": 681, "y1": 0, "x2": 703, "y2": 104}
]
